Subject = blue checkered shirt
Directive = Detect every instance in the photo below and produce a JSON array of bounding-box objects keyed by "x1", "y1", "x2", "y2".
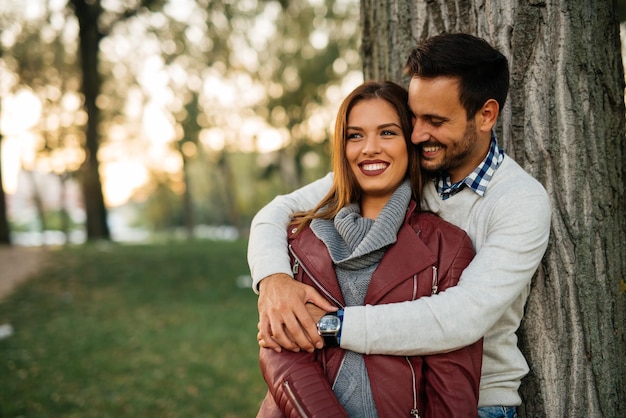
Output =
[{"x1": 435, "y1": 133, "x2": 505, "y2": 200}]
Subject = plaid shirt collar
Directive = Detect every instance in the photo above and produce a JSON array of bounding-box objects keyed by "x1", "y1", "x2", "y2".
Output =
[{"x1": 435, "y1": 132, "x2": 505, "y2": 200}]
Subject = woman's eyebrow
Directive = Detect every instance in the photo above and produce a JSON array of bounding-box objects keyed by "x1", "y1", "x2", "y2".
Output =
[{"x1": 378, "y1": 122, "x2": 402, "y2": 129}]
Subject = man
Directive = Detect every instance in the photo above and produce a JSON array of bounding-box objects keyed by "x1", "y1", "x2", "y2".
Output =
[{"x1": 248, "y1": 33, "x2": 551, "y2": 417}]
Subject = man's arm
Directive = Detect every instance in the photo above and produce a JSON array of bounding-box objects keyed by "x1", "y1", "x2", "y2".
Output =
[
  {"x1": 340, "y1": 191, "x2": 551, "y2": 355},
  {"x1": 248, "y1": 172, "x2": 334, "y2": 290},
  {"x1": 248, "y1": 173, "x2": 335, "y2": 352}
]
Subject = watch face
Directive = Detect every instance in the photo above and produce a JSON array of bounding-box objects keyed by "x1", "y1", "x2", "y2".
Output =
[{"x1": 318, "y1": 315, "x2": 341, "y2": 333}]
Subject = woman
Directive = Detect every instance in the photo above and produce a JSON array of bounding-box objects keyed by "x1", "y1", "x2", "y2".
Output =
[{"x1": 257, "y1": 81, "x2": 482, "y2": 418}]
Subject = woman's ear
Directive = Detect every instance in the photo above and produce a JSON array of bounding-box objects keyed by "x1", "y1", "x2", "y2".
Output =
[{"x1": 478, "y1": 99, "x2": 499, "y2": 132}]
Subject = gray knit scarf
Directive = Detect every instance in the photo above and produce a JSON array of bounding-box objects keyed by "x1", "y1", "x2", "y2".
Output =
[
  {"x1": 310, "y1": 179, "x2": 412, "y2": 418},
  {"x1": 311, "y1": 179, "x2": 411, "y2": 271}
]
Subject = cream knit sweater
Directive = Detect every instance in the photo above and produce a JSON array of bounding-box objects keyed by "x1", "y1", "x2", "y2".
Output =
[{"x1": 248, "y1": 156, "x2": 551, "y2": 407}]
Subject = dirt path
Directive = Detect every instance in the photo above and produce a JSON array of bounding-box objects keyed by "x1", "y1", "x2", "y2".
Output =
[{"x1": 0, "y1": 246, "x2": 48, "y2": 301}]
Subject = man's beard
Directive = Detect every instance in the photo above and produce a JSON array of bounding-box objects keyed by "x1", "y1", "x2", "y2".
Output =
[{"x1": 421, "y1": 121, "x2": 477, "y2": 175}]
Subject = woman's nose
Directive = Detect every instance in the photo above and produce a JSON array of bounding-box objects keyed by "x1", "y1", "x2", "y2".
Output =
[{"x1": 361, "y1": 136, "x2": 380, "y2": 154}]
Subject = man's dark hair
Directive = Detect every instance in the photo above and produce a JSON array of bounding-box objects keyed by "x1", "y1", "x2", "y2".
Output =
[{"x1": 404, "y1": 32, "x2": 509, "y2": 119}]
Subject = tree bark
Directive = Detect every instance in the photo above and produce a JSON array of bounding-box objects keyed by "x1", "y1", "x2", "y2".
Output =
[
  {"x1": 359, "y1": 0, "x2": 626, "y2": 416},
  {"x1": 70, "y1": 0, "x2": 111, "y2": 241}
]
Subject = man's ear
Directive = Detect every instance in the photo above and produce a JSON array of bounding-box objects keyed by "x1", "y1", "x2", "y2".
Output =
[{"x1": 477, "y1": 99, "x2": 499, "y2": 132}]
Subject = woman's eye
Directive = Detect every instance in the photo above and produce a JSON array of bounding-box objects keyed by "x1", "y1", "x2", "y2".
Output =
[
  {"x1": 381, "y1": 130, "x2": 397, "y2": 136},
  {"x1": 347, "y1": 132, "x2": 362, "y2": 140}
]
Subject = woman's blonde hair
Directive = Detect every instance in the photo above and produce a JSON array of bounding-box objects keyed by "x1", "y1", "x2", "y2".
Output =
[{"x1": 290, "y1": 80, "x2": 422, "y2": 233}]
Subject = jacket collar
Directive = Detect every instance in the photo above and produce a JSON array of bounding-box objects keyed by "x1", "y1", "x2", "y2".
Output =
[
  {"x1": 290, "y1": 226, "x2": 345, "y2": 307},
  {"x1": 289, "y1": 200, "x2": 437, "y2": 306},
  {"x1": 365, "y1": 219, "x2": 436, "y2": 304}
]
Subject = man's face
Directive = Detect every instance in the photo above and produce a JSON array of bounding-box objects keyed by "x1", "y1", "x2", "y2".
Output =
[{"x1": 408, "y1": 76, "x2": 487, "y2": 183}]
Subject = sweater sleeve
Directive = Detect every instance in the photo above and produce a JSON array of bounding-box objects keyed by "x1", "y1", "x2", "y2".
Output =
[
  {"x1": 341, "y1": 189, "x2": 551, "y2": 355},
  {"x1": 248, "y1": 173, "x2": 334, "y2": 293}
]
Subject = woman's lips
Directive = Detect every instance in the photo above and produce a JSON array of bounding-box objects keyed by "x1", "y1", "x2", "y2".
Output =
[{"x1": 359, "y1": 162, "x2": 389, "y2": 176}]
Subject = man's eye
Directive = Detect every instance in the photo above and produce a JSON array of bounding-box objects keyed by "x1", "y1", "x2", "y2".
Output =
[{"x1": 429, "y1": 119, "x2": 444, "y2": 127}]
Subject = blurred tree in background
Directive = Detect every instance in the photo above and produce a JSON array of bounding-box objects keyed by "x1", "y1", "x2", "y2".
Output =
[
  {"x1": 1, "y1": 1, "x2": 85, "y2": 243},
  {"x1": 0, "y1": 130, "x2": 8, "y2": 244},
  {"x1": 70, "y1": 0, "x2": 176, "y2": 241},
  {"x1": 0, "y1": 0, "x2": 361, "y2": 241}
]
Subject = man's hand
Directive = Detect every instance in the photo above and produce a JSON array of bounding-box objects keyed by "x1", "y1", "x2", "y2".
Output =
[
  {"x1": 305, "y1": 303, "x2": 327, "y2": 324},
  {"x1": 257, "y1": 273, "x2": 337, "y2": 353}
]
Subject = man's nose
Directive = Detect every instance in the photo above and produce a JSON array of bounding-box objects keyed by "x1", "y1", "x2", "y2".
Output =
[{"x1": 411, "y1": 120, "x2": 429, "y2": 144}]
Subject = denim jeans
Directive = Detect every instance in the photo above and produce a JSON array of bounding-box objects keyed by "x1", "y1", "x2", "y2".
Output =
[{"x1": 477, "y1": 406, "x2": 518, "y2": 418}]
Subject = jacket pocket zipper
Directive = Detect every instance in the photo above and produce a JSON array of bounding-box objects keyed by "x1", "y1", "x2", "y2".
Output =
[
  {"x1": 283, "y1": 380, "x2": 309, "y2": 418},
  {"x1": 405, "y1": 357, "x2": 420, "y2": 418}
]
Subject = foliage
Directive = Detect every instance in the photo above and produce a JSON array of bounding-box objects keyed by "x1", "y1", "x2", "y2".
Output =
[
  {"x1": 0, "y1": 240, "x2": 266, "y2": 417},
  {"x1": 0, "y1": 1, "x2": 84, "y2": 173},
  {"x1": 0, "y1": 0, "x2": 361, "y2": 238},
  {"x1": 249, "y1": 0, "x2": 362, "y2": 192},
  {"x1": 136, "y1": 174, "x2": 185, "y2": 230},
  {"x1": 132, "y1": 0, "x2": 361, "y2": 230}
]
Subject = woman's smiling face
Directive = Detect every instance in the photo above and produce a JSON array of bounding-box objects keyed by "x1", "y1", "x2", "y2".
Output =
[{"x1": 345, "y1": 98, "x2": 408, "y2": 202}]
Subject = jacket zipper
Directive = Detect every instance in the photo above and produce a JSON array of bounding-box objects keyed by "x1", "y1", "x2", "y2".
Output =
[
  {"x1": 291, "y1": 244, "x2": 429, "y2": 416},
  {"x1": 406, "y1": 267, "x2": 437, "y2": 417},
  {"x1": 431, "y1": 266, "x2": 438, "y2": 294},
  {"x1": 289, "y1": 245, "x2": 344, "y2": 308},
  {"x1": 406, "y1": 356, "x2": 420, "y2": 418},
  {"x1": 283, "y1": 380, "x2": 310, "y2": 418},
  {"x1": 331, "y1": 354, "x2": 348, "y2": 390},
  {"x1": 290, "y1": 245, "x2": 349, "y2": 392}
]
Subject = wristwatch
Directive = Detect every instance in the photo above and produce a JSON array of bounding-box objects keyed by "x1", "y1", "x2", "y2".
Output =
[{"x1": 316, "y1": 310, "x2": 343, "y2": 347}]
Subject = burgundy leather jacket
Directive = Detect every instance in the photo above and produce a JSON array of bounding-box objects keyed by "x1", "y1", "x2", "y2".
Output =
[{"x1": 258, "y1": 201, "x2": 482, "y2": 418}]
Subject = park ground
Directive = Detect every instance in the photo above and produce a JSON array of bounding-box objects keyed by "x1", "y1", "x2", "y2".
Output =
[{"x1": 0, "y1": 245, "x2": 48, "y2": 300}]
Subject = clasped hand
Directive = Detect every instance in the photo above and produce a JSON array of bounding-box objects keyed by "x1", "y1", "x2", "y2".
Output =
[{"x1": 256, "y1": 273, "x2": 337, "y2": 353}]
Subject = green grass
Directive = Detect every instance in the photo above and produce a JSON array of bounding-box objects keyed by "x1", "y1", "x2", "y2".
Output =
[{"x1": 0, "y1": 240, "x2": 266, "y2": 418}]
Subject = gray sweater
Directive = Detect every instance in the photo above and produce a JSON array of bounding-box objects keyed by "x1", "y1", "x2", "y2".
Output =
[{"x1": 310, "y1": 180, "x2": 411, "y2": 417}]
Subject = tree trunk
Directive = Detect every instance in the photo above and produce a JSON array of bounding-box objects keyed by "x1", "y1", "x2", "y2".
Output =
[
  {"x1": 182, "y1": 156, "x2": 194, "y2": 240},
  {"x1": 71, "y1": 0, "x2": 110, "y2": 241},
  {"x1": 25, "y1": 169, "x2": 47, "y2": 244},
  {"x1": 217, "y1": 153, "x2": 240, "y2": 230},
  {"x1": 0, "y1": 133, "x2": 11, "y2": 245},
  {"x1": 360, "y1": 1, "x2": 626, "y2": 416},
  {"x1": 58, "y1": 173, "x2": 71, "y2": 245}
]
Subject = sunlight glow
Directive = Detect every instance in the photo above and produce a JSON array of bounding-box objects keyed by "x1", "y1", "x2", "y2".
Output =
[
  {"x1": 0, "y1": 90, "x2": 43, "y2": 193},
  {"x1": 102, "y1": 161, "x2": 148, "y2": 207},
  {"x1": 0, "y1": 89, "x2": 42, "y2": 135},
  {"x1": 200, "y1": 128, "x2": 225, "y2": 151},
  {"x1": 310, "y1": 30, "x2": 329, "y2": 49},
  {"x1": 142, "y1": 103, "x2": 176, "y2": 144},
  {"x1": 257, "y1": 129, "x2": 286, "y2": 154},
  {"x1": 1, "y1": 138, "x2": 21, "y2": 194}
]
